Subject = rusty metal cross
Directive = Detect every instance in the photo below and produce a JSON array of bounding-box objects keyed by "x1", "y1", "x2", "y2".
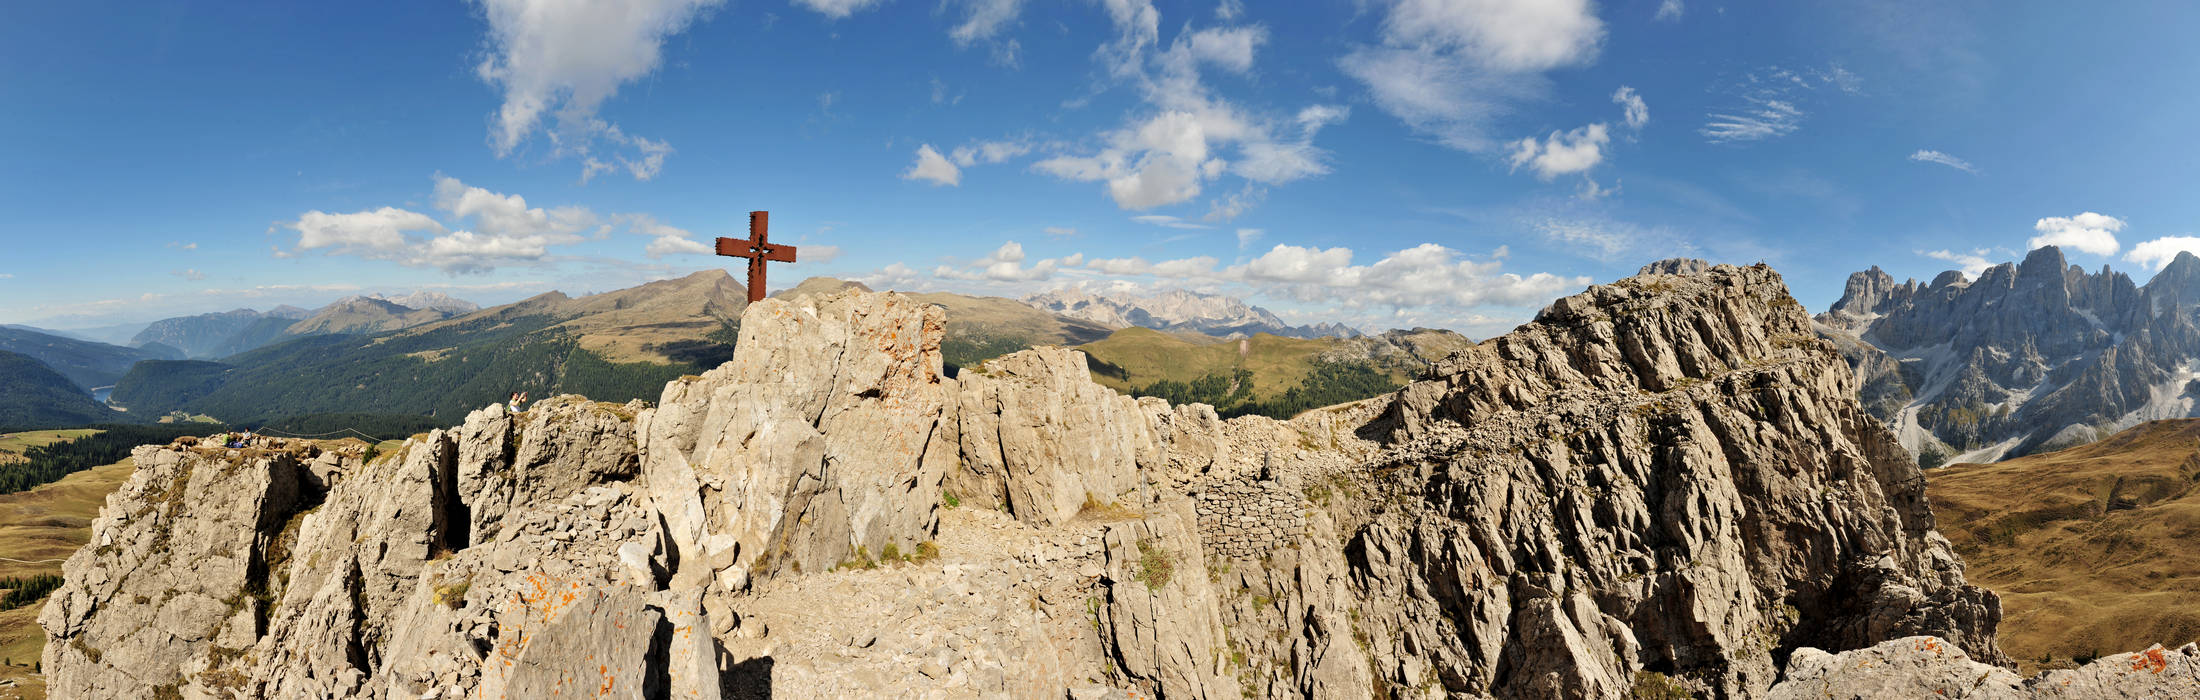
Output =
[{"x1": 716, "y1": 211, "x2": 797, "y2": 303}]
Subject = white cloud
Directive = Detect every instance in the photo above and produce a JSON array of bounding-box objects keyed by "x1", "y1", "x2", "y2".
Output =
[
  {"x1": 1532, "y1": 216, "x2": 1697, "y2": 263},
  {"x1": 1381, "y1": 0, "x2": 1604, "y2": 72},
  {"x1": 1700, "y1": 97, "x2": 1802, "y2": 143},
  {"x1": 1230, "y1": 242, "x2": 1587, "y2": 309},
  {"x1": 1026, "y1": 6, "x2": 1339, "y2": 213},
  {"x1": 791, "y1": 0, "x2": 883, "y2": 19},
  {"x1": 1044, "y1": 226, "x2": 1078, "y2": 237},
  {"x1": 1340, "y1": 0, "x2": 1603, "y2": 151},
  {"x1": 1236, "y1": 227, "x2": 1263, "y2": 249},
  {"x1": 1699, "y1": 65, "x2": 1860, "y2": 144},
  {"x1": 167, "y1": 241, "x2": 199, "y2": 250},
  {"x1": 1132, "y1": 214, "x2": 1212, "y2": 230},
  {"x1": 903, "y1": 144, "x2": 963, "y2": 186},
  {"x1": 280, "y1": 176, "x2": 707, "y2": 273},
  {"x1": 2029, "y1": 212, "x2": 2125, "y2": 256},
  {"x1": 1203, "y1": 185, "x2": 1264, "y2": 222},
  {"x1": 1187, "y1": 25, "x2": 1264, "y2": 73},
  {"x1": 1086, "y1": 256, "x2": 1153, "y2": 275},
  {"x1": 1920, "y1": 248, "x2": 1995, "y2": 277},
  {"x1": 1215, "y1": 0, "x2": 1243, "y2": 21},
  {"x1": 805, "y1": 245, "x2": 844, "y2": 264},
  {"x1": 414, "y1": 231, "x2": 551, "y2": 271},
  {"x1": 1654, "y1": 0, "x2": 1682, "y2": 21},
  {"x1": 291, "y1": 207, "x2": 445, "y2": 252},
  {"x1": 933, "y1": 240, "x2": 1075, "y2": 282},
  {"x1": 470, "y1": 0, "x2": 720, "y2": 180},
  {"x1": 2126, "y1": 236, "x2": 2200, "y2": 271},
  {"x1": 1908, "y1": 149, "x2": 1979, "y2": 174},
  {"x1": 946, "y1": 0, "x2": 1023, "y2": 43},
  {"x1": 1506, "y1": 123, "x2": 1608, "y2": 179},
  {"x1": 643, "y1": 234, "x2": 711, "y2": 258},
  {"x1": 1612, "y1": 86, "x2": 1647, "y2": 129},
  {"x1": 950, "y1": 140, "x2": 1032, "y2": 166},
  {"x1": 433, "y1": 175, "x2": 598, "y2": 241}
]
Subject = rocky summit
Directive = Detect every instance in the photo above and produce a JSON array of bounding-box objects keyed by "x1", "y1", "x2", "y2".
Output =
[{"x1": 33, "y1": 262, "x2": 2184, "y2": 698}]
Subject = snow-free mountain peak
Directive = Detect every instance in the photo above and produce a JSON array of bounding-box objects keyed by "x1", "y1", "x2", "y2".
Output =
[{"x1": 1023, "y1": 287, "x2": 1361, "y2": 339}]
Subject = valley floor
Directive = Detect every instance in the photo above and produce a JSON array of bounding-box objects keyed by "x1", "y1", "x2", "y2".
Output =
[{"x1": 1930, "y1": 419, "x2": 2200, "y2": 674}]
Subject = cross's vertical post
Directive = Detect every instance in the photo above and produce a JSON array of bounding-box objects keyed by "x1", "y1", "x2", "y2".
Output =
[{"x1": 715, "y1": 210, "x2": 798, "y2": 303}]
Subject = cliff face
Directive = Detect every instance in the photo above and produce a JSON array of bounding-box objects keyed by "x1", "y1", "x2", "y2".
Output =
[
  {"x1": 1819, "y1": 246, "x2": 2200, "y2": 463},
  {"x1": 41, "y1": 264, "x2": 2023, "y2": 698}
]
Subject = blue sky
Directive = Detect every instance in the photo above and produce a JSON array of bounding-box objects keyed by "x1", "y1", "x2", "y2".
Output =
[{"x1": 8, "y1": 0, "x2": 2200, "y2": 337}]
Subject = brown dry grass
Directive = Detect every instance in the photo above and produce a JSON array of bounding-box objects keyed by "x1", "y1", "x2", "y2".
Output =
[
  {"x1": 1930, "y1": 419, "x2": 2200, "y2": 672},
  {"x1": 0, "y1": 431, "x2": 98, "y2": 467},
  {"x1": 0, "y1": 455, "x2": 131, "y2": 699}
]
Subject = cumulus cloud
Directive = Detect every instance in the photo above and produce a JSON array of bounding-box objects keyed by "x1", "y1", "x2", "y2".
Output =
[
  {"x1": 1920, "y1": 248, "x2": 1996, "y2": 277},
  {"x1": 903, "y1": 144, "x2": 963, "y2": 186},
  {"x1": 470, "y1": 0, "x2": 720, "y2": 180},
  {"x1": 1506, "y1": 123, "x2": 1608, "y2": 180},
  {"x1": 1341, "y1": 0, "x2": 1603, "y2": 151},
  {"x1": 2029, "y1": 212, "x2": 2124, "y2": 256},
  {"x1": 934, "y1": 241, "x2": 1076, "y2": 282},
  {"x1": 1230, "y1": 242, "x2": 1588, "y2": 309},
  {"x1": 1612, "y1": 86, "x2": 1647, "y2": 129},
  {"x1": 644, "y1": 236, "x2": 712, "y2": 257},
  {"x1": 1908, "y1": 149, "x2": 1979, "y2": 174},
  {"x1": 280, "y1": 175, "x2": 705, "y2": 273},
  {"x1": 291, "y1": 207, "x2": 446, "y2": 253},
  {"x1": 2125, "y1": 237, "x2": 2200, "y2": 271},
  {"x1": 432, "y1": 175, "x2": 599, "y2": 241}
]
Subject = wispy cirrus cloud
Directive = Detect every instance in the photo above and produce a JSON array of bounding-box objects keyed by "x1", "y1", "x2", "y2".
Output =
[
  {"x1": 1699, "y1": 65, "x2": 1861, "y2": 144},
  {"x1": 1908, "y1": 149, "x2": 1979, "y2": 174}
]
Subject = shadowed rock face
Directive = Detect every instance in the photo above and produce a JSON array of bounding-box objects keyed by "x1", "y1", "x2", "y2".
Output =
[{"x1": 36, "y1": 266, "x2": 2067, "y2": 699}]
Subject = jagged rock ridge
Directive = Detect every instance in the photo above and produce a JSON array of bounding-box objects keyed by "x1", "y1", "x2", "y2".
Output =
[
  {"x1": 1818, "y1": 246, "x2": 2200, "y2": 464},
  {"x1": 49, "y1": 261, "x2": 2172, "y2": 698}
]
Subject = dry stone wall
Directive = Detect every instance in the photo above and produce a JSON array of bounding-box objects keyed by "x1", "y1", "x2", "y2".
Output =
[{"x1": 1191, "y1": 476, "x2": 1305, "y2": 562}]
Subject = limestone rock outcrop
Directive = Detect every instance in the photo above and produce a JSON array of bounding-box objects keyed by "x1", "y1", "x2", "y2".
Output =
[
  {"x1": 38, "y1": 275, "x2": 2180, "y2": 699},
  {"x1": 1768, "y1": 636, "x2": 2200, "y2": 699},
  {"x1": 640, "y1": 292, "x2": 956, "y2": 592}
]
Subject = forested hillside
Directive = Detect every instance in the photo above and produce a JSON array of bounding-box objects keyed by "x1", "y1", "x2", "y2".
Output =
[{"x1": 0, "y1": 351, "x2": 119, "y2": 430}]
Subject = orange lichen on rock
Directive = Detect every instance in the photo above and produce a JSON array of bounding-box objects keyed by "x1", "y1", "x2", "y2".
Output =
[{"x1": 2130, "y1": 647, "x2": 2169, "y2": 674}]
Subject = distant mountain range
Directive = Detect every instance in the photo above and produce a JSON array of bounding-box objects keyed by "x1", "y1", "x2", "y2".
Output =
[
  {"x1": 104, "y1": 274, "x2": 1455, "y2": 426},
  {"x1": 1024, "y1": 287, "x2": 1360, "y2": 339},
  {"x1": 127, "y1": 291, "x2": 481, "y2": 360},
  {"x1": 0, "y1": 325, "x2": 180, "y2": 390},
  {"x1": 1818, "y1": 245, "x2": 2200, "y2": 464}
]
